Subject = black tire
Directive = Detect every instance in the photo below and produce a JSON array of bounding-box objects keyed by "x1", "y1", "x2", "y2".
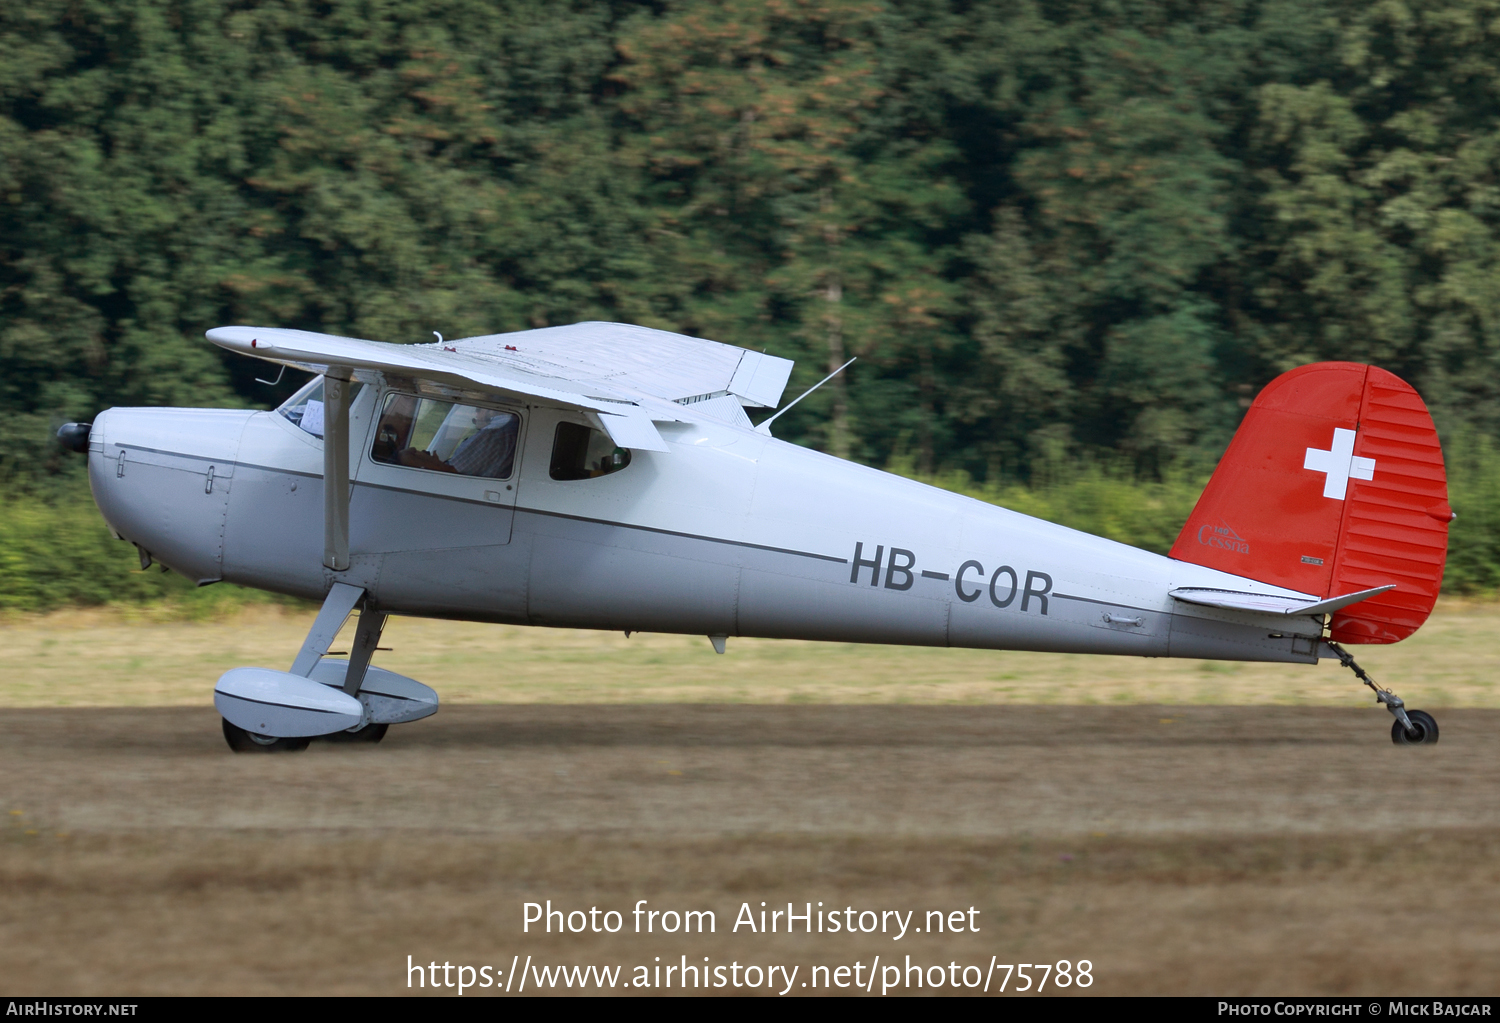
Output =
[
  {"x1": 319, "y1": 722, "x2": 389, "y2": 744},
  {"x1": 222, "y1": 718, "x2": 311, "y2": 753},
  {"x1": 1391, "y1": 709, "x2": 1439, "y2": 746}
]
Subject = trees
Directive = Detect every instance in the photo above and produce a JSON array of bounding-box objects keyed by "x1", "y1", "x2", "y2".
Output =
[
  {"x1": 610, "y1": 0, "x2": 964, "y2": 463},
  {"x1": 1244, "y1": 1, "x2": 1500, "y2": 441},
  {"x1": 4, "y1": 0, "x2": 1500, "y2": 495}
]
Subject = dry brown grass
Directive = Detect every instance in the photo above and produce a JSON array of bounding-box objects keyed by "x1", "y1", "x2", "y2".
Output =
[
  {"x1": 5, "y1": 829, "x2": 1499, "y2": 996},
  {"x1": 4, "y1": 602, "x2": 1498, "y2": 996},
  {"x1": 3, "y1": 704, "x2": 1499, "y2": 995},
  {"x1": 3, "y1": 598, "x2": 1499, "y2": 708}
]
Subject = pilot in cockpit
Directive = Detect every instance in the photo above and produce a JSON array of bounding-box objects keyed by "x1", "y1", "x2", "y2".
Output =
[
  {"x1": 444, "y1": 407, "x2": 518, "y2": 479},
  {"x1": 373, "y1": 395, "x2": 518, "y2": 480}
]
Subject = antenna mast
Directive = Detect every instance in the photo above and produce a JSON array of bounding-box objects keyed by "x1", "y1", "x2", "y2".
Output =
[{"x1": 754, "y1": 357, "x2": 856, "y2": 436}]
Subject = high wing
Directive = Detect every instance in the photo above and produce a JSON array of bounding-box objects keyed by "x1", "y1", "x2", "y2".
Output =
[
  {"x1": 206, "y1": 322, "x2": 795, "y2": 452},
  {"x1": 208, "y1": 321, "x2": 794, "y2": 575},
  {"x1": 449, "y1": 321, "x2": 793, "y2": 409}
]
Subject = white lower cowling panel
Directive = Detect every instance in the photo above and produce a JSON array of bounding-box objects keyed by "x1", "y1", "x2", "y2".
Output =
[{"x1": 215, "y1": 667, "x2": 364, "y2": 736}]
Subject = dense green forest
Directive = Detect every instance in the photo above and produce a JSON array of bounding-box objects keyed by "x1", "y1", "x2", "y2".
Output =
[{"x1": 5, "y1": 0, "x2": 1500, "y2": 606}]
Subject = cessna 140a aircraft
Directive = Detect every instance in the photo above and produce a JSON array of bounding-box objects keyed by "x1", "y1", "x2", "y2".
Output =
[{"x1": 59, "y1": 322, "x2": 1453, "y2": 751}]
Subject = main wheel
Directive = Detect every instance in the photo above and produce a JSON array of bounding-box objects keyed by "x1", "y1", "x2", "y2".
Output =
[
  {"x1": 319, "y1": 722, "x2": 389, "y2": 744},
  {"x1": 222, "y1": 718, "x2": 311, "y2": 753},
  {"x1": 1391, "y1": 709, "x2": 1439, "y2": 745}
]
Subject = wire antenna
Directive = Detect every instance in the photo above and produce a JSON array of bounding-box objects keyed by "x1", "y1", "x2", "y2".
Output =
[{"x1": 754, "y1": 357, "x2": 856, "y2": 436}]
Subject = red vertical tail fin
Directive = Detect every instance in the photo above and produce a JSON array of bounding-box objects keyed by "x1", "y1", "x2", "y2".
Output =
[{"x1": 1170, "y1": 362, "x2": 1451, "y2": 644}]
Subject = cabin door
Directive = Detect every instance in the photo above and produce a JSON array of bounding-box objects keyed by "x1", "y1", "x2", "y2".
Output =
[{"x1": 351, "y1": 389, "x2": 524, "y2": 554}]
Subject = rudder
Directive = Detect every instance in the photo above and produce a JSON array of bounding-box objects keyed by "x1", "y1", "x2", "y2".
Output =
[{"x1": 1170, "y1": 362, "x2": 1452, "y2": 644}]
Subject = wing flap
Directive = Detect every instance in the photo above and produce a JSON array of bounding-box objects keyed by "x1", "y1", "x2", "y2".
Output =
[
  {"x1": 682, "y1": 394, "x2": 753, "y2": 429},
  {"x1": 1170, "y1": 584, "x2": 1396, "y2": 616},
  {"x1": 728, "y1": 350, "x2": 795, "y2": 409},
  {"x1": 596, "y1": 412, "x2": 670, "y2": 452}
]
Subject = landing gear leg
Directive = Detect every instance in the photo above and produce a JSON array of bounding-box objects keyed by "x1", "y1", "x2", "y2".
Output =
[
  {"x1": 219, "y1": 582, "x2": 365, "y2": 754},
  {"x1": 1325, "y1": 640, "x2": 1439, "y2": 745},
  {"x1": 339, "y1": 603, "x2": 387, "y2": 696},
  {"x1": 313, "y1": 602, "x2": 388, "y2": 743}
]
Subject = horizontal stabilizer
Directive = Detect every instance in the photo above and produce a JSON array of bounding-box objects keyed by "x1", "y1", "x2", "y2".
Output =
[{"x1": 1171, "y1": 584, "x2": 1396, "y2": 617}]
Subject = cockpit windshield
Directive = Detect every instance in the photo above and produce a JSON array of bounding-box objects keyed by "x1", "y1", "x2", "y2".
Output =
[{"x1": 277, "y1": 376, "x2": 362, "y2": 439}]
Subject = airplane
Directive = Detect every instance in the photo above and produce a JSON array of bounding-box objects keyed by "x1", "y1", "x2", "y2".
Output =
[{"x1": 55, "y1": 322, "x2": 1453, "y2": 751}]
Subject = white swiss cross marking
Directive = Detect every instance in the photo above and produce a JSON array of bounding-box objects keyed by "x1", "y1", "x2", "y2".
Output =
[{"x1": 1303, "y1": 427, "x2": 1375, "y2": 500}]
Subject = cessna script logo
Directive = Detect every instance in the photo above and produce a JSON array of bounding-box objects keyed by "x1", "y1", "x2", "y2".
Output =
[{"x1": 1198, "y1": 522, "x2": 1249, "y2": 555}]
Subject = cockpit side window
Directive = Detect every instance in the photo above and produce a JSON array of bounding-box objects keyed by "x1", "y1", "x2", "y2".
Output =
[
  {"x1": 549, "y1": 422, "x2": 631, "y2": 480},
  {"x1": 277, "y1": 376, "x2": 363, "y2": 438},
  {"x1": 371, "y1": 393, "x2": 520, "y2": 480}
]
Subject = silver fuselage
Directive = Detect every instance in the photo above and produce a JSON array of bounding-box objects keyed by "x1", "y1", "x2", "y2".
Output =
[{"x1": 87, "y1": 385, "x2": 1323, "y2": 665}]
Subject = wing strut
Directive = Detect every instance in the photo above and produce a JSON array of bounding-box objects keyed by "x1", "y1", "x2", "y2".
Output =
[{"x1": 323, "y1": 370, "x2": 353, "y2": 571}]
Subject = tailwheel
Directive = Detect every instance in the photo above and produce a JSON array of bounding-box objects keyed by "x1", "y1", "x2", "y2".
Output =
[
  {"x1": 319, "y1": 722, "x2": 389, "y2": 744},
  {"x1": 222, "y1": 718, "x2": 311, "y2": 753},
  {"x1": 1391, "y1": 710, "x2": 1439, "y2": 746},
  {"x1": 1326, "y1": 641, "x2": 1438, "y2": 747}
]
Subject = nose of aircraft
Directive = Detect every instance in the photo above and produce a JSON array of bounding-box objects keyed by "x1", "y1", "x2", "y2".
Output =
[
  {"x1": 56, "y1": 421, "x2": 92, "y2": 453},
  {"x1": 88, "y1": 406, "x2": 256, "y2": 584}
]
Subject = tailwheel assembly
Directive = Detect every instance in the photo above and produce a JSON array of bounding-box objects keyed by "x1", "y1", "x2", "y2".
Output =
[
  {"x1": 1326, "y1": 641, "x2": 1438, "y2": 746},
  {"x1": 1391, "y1": 709, "x2": 1438, "y2": 746}
]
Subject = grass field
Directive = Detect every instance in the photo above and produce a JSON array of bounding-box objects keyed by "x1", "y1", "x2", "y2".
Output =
[
  {"x1": 3, "y1": 599, "x2": 1498, "y2": 708},
  {"x1": 5, "y1": 704, "x2": 1499, "y2": 995},
  {"x1": 6, "y1": 602, "x2": 1498, "y2": 996}
]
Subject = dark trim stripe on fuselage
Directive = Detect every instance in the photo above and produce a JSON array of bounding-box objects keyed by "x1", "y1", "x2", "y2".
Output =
[{"x1": 121, "y1": 444, "x2": 850, "y2": 566}]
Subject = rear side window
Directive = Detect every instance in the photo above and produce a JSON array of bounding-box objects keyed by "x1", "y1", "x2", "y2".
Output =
[{"x1": 550, "y1": 422, "x2": 631, "y2": 480}]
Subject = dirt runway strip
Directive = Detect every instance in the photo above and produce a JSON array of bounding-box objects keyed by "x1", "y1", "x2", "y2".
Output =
[{"x1": 3, "y1": 704, "x2": 1499, "y2": 995}]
